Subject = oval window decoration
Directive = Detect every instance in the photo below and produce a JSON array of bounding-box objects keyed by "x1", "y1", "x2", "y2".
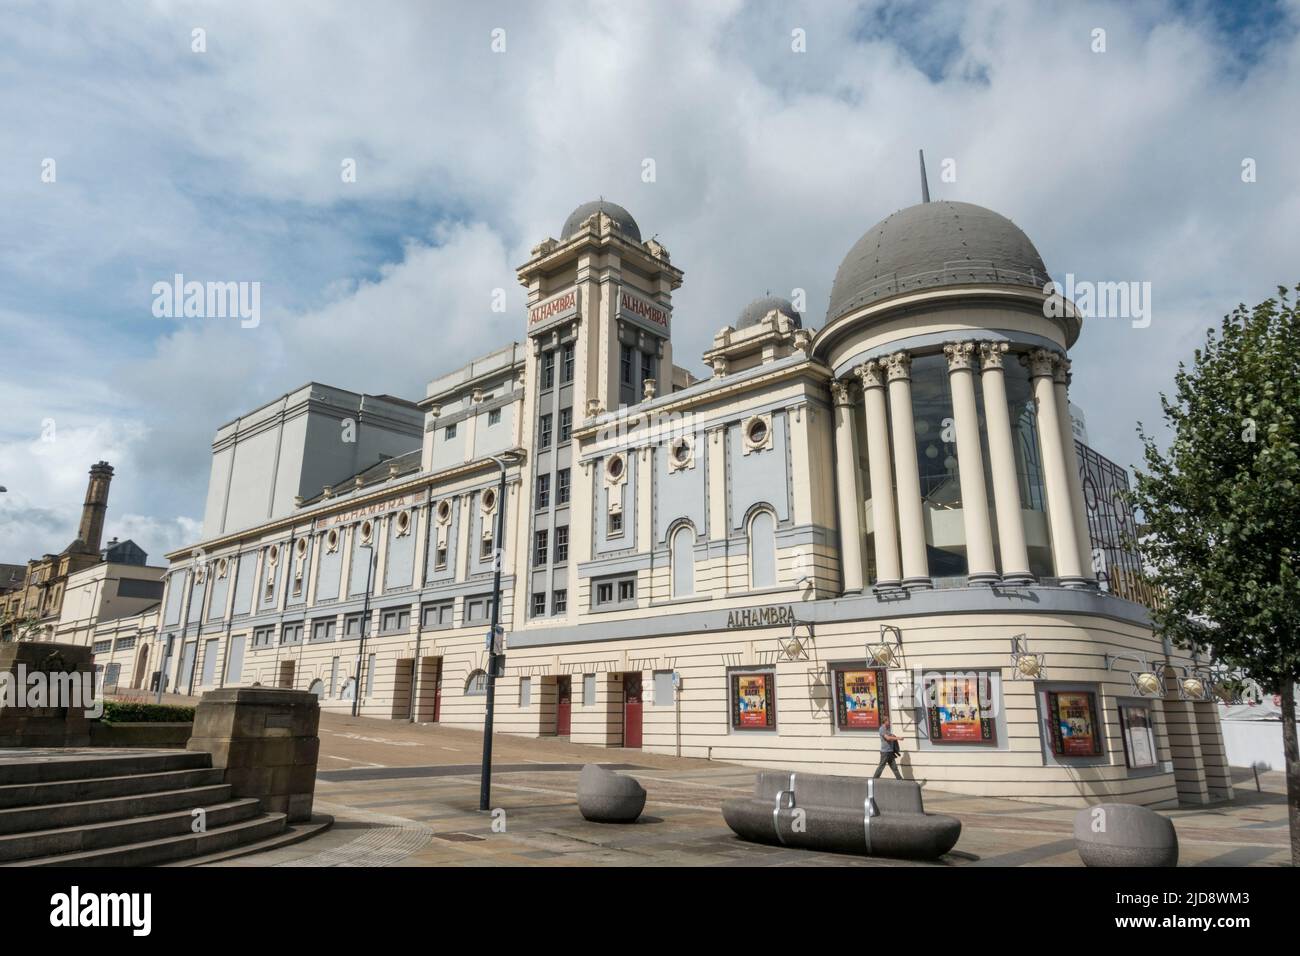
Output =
[
  {"x1": 268, "y1": 544, "x2": 280, "y2": 565},
  {"x1": 396, "y1": 510, "x2": 411, "y2": 535},
  {"x1": 606, "y1": 454, "x2": 625, "y2": 481},
  {"x1": 436, "y1": 500, "x2": 452, "y2": 522},
  {"x1": 360, "y1": 520, "x2": 373, "y2": 544},
  {"x1": 481, "y1": 488, "x2": 497, "y2": 512},
  {"x1": 671, "y1": 438, "x2": 691, "y2": 465},
  {"x1": 326, "y1": 528, "x2": 339, "y2": 552},
  {"x1": 216, "y1": 556, "x2": 229, "y2": 578},
  {"x1": 295, "y1": 537, "x2": 308, "y2": 557},
  {"x1": 747, "y1": 417, "x2": 769, "y2": 447}
]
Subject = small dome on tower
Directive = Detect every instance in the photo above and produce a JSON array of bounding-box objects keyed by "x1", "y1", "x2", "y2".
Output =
[
  {"x1": 560, "y1": 200, "x2": 641, "y2": 242},
  {"x1": 736, "y1": 295, "x2": 802, "y2": 330}
]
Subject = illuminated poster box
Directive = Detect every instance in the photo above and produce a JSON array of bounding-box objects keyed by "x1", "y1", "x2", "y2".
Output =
[
  {"x1": 730, "y1": 670, "x2": 776, "y2": 731},
  {"x1": 832, "y1": 665, "x2": 888, "y2": 731},
  {"x1": 1047, "y1": 690, "x2": 1103, "y2": 756},
  {"x1": 924, "y1": 673, "x2": 996, "y2": 744}
]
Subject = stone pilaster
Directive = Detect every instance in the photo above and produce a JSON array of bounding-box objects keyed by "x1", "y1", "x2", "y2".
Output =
[{"x1": 831, "y1": 380, "x2": 865, "y2": 593}]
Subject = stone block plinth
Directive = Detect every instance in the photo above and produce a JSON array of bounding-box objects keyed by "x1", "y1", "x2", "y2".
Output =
[
  {"x1": 187, "y1": 687, "x2": 320, "y2": 822},
  {"x1": 0, "y1": 642, "x2": 95, "y2": 747}
]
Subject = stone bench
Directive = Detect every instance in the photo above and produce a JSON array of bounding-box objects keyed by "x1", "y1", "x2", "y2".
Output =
[
  {"x1": 1073, "y1": 803, "x2": 1178, "y2": 867},
  {"x1": 722, "y1": 771, "x2": 961, "y2": 860},
  {"x1": 577, "y1": 764, "x2": 646, "y2": 823}
]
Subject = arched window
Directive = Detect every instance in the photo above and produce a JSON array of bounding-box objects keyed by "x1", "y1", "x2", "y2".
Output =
[
  {"x1": 749, "y1": 509, "x2": 776, "y2": 590},
  {"x1": 307, "y1": 679, "x2": 324, "y2": 699},
  {"x1": 465, "y1": 669, "x2": 488, "y2": 696},
  {"x1": 339, "y1": 677, "x2": 357, "y2": 700},
  {"x1": 671, "y1": 524, "x2": 696, "y2": 598}
]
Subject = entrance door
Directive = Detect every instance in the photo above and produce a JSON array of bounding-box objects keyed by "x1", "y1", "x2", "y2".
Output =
[
  {"x1": 177, "y1": 642, "x2": 196, "y2": 694},
  {"x1": 392, "y1": 657, "x2": 413, "y2": 719},
  {"x1": 132, "y1": 643, "x2": 149, "y2": 688},
  {"x1": 278, "y1": 659, "x2": 295, "y2": 689},
  {"x1": 556, "y1": 676, "x2": 572, "y2": 736},
  {"x1": 623, "y1": 672, "x2": 643, "y2": 749}
]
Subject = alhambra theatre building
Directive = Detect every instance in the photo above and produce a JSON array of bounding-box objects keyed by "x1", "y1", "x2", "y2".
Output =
[{"x1": 158, "y1": 197, "x2": 1233, "y2": 808}]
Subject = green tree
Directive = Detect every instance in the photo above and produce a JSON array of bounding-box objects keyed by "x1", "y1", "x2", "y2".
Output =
[{"x1": 1133, "y1": 286, "x2": 1300, "y2": 865}]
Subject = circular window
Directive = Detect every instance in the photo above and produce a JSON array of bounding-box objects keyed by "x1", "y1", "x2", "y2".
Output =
[
  {"x1": 360, "y1": 520, "x2": 373, "y2": 543},
  {"x1": 672, "y1": 439, "x2": 691, "y2": 464},
  {"x1": 396, "y1": 511, "x2": 411, "y2": 534},
  {"x1": 607, "y1": 455, "x2": 625, "y2": 481},
  {"x1": 746, "y1": 418, "x2": 768, "y2": 446},
  {"x1": 482, "y1": 488, "x2": 497, "y2": 511},
  {"x1": 437, "y1": 500, "x2": 452, "y2": 522}
]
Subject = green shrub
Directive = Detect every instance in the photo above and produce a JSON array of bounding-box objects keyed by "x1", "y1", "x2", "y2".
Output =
[{"x1": 100, "y1": 701, "x2": 195, "y2": 724}]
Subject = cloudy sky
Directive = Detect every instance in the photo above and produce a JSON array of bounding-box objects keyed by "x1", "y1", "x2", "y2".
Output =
[{"x1": 0, "y1": 0, "x2": 1296, "y2": 565}]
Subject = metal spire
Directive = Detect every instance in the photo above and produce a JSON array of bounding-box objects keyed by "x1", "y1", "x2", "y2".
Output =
[{"x1": 919, "y1": 149, "x2": 931, "y2": 203}]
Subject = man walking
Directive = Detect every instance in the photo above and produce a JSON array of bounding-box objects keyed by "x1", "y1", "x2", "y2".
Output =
[{"x1": 874, "y1": 715, "x2": 902, "y2": 779}]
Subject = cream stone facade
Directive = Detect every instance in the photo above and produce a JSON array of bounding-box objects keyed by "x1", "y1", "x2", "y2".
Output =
[{"x1": 157, "y1": 198, "x2": 1230, "y2": 808}]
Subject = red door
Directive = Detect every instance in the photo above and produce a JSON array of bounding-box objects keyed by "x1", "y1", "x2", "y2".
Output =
[
  {"x1": 556, "y1": 676, "x2": 572, "y2": 736},
  {"x1": 623, "y1": 673, "x2": 643, "y2": 749}
]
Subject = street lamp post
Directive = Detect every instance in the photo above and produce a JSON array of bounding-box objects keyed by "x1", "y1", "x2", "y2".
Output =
[
  {"x1": 479, "y1": 452, "x2": 520, "y2": 812},
  {"x1": 352, "y1": 539, "x2": 376, "y2": 717}
]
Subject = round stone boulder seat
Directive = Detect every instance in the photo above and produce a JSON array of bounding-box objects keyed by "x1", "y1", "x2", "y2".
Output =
[
  {"x1": 722, "y1": 771, "x2": 961, "y2": 860},
  {"x1": 576, "y1": 764, "x2": 647, "y2": 823},
  {"x1": 1073, "y1": 803, "x2": 1179, "y2": 867}
]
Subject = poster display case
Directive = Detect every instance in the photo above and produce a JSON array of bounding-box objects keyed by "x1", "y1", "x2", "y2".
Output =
[
  {"x1": 729, "y1": 669, "x2": 776, "y2": 731},
  {"x1": 924, "y1": 672, "x2": 996, "y2": 744},
  {"x1": 1046, "y1": 689, "x2": 1104, "y2": 756},
  {"x1": 830, "y1": 664, "x2": 889, "y2": 731}
]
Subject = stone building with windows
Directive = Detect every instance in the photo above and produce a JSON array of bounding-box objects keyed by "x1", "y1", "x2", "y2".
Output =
[{"x1": 157, "y1": 197, "x2": 1230, "y2": 808}]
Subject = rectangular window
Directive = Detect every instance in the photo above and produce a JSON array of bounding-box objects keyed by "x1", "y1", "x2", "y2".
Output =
[
  {"x1": 542, "y1": 351, "x2": 555, "y2": 390},
  {"x1": 1119, "y1": 702, "x2": 1157, "y2": 769},
  {"x1": 831, "y1": 664, "x2": 890, "y2": 732},
  {"x1": 583, "y1": 673, "x2": 596, "y2": 706},
  {"x1": 641, "y1": 350, "x2": 654, "y2": 386},
  {"x1": 1045, "y1": 689, "x2": 1104, "y2": 757},
  {"x1": 380, "y1": 609, "x2": 410, "y2": 634},
  {"x1": 465, "y1": 595, "x2": 494, "y2": 624},
  {"x1": 562, "y1": 344, "x2": 575, "y2": 383},
  {"x1": 592, "y1": 575, "x2": 637, "y2": 609},
  {"x1": 532, "y1": 592, "x2": 546, "y2": 616},
  {"x1": 311, "y1": 618, "x2": 336, "y2": 643},
  {"x1": 445, "y1": 423, "x2": 457, "y2": 440},
  {"x1": 922, "y1": 672, "x2": 996, "y2": 744},
  {"x1": 535, "y1": 529, "x2": 549, "y2": 564},
  {"x1": 654, "y1": 670, "x2": 675, "y2": 707},
  {"x1": 555, "y1": 525, "x2": 569, "y2": 562},
  {"x1": 618, "y1": 579, "x2": 635, "y2": 602},
  {"x1": 553, "y1": 588, "x2": 567, "y2": 613},
  {"x1": 536, "y1": 474, "x2": 550, "y2": 509},
  {"x1": 597, "y1": 582, "x2": 613, "y2": 605},
  {"x1": 620, "y1": 345, "x2": 633, "y2": 385},
  {"x1": 559, "y1": 408, "x2": 572, "y2": 443},
  {"x1": 343, "y1": 613, "x2": 369, "y2": 639},
  {"x1": 420, "y1": 601, "x2": 454, "y2": 630},
  {"x1": 93, "y1": 639, "x2": 112, "y2": 655},
  {"x1": 488, "y1": 408, "x2": 501, "y2": 426},
  {"x1": 519, "y1": 676, "x2": 532, "y2": 708},
  {"x1": 279, "y1": 623, "x2": 303, "y2": 645},
  {"x1": 539, "y1": 414, "x2": 552, "y2": 450},
  {"x1": 435, "y1": 545, "x2": 448, "y2": 570},
  {"x1": 480, "y1": 535, "x2": 494, "y2": 561},
  {"x1": 557, "y1": 468, "x2": 570, "y2": 505},
  {"x1": 253, "y1": 626, "x2": 274, "y2": 648},
  {"x1": 730, "y1": 669, "x2": 777, "y2": 731},
  {"x1": 608, "y1": 511, "x2": 623, "y2": 536},
  {"x1": 365, "y1": 653, "x2": 376, "y2": 696}
]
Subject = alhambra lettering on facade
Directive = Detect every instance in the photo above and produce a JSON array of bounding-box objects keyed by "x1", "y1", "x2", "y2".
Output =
[
  {"x1": 726, "y1": 606, "x2": 794, "y2": 629},
  {"x1": 64, "y1": 195, "x2": 1229, "y2": 809}
]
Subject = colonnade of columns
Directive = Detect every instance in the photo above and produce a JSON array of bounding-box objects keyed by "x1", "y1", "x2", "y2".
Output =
[{"x1": 832, "y1": 341, "x2": 1095, "y2": 592}]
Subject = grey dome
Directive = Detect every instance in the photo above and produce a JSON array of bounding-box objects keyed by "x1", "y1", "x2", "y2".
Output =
[
  {"x1": 826, "y1": 201, "x2": 1049, "y2": 323},
  {"x1": 737, "y1": 295, "x2": 802, "y2": 330},
  {"x1": 561, "y1": 200, "x2": 641, "y2": 242}
]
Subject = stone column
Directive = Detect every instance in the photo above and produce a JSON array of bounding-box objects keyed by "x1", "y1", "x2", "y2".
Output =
[
  {"x1": 885, "y1": 351, "x2": 931, "y2": 589},
  {"x1": 979, "y1": 342, "x2": 1033, "y2": 585},
  {"x1": 831, "y1": 380, "x2": 865, "y2": 593},
  {"x1": 1053, "y1": 358, "x2": 1096, "y2": 584},
  {"x1": 943, "y1": 341, "x2": 998, "y2": 585},
  {"x1": 1026, "y1": 348, "x2": 1087, "y2": 587},
  {"x1": 857, "y1": 361, "x2": 901, "y2": 588}
]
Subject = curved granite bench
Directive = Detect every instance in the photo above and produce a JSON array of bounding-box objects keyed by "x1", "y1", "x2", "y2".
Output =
[
  {"x1": 577, "y1": 764, "x2": 647, "y2": 823},
  {"x1": 1073, "y1": 803, "x2": 1178, "y2": 867},
  {"x1": 722, "y1": 771, "x2": 961, "y2": 860}
]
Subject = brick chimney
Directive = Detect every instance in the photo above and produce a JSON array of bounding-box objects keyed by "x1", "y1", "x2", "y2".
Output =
[{"x1": 76, "y1": 461, "x2": 114, "y2": 554}]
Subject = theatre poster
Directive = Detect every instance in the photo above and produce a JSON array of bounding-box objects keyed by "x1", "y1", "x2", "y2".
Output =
[
  {"x1": 1047, "y1": 690, "x2": 1103, "y2": 756},
  {"x1": 833, "y1": 666, "x2": 888, "y2": 731},
  {"x1": 730, "y1": 670, "x2": 776, "y2": 731},
  {"x1": 925, "y1": 673, "x2": 996, "y2": 744}
]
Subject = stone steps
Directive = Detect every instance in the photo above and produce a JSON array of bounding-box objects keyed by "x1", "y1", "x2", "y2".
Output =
[{"x1": 0, "y1": 748, "x2": 290, "y2": 866}]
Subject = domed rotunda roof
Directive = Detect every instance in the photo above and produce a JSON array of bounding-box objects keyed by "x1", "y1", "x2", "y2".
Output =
[
  {"x1": 736, "y1": 295, "x2": 802, "y2": 330},
  {"x1": 826, "y1": 200, "x2": 1049, "y2": 324},
  {"x1": 560, "y1": 200, "x2": 641, "y2": 242}
]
